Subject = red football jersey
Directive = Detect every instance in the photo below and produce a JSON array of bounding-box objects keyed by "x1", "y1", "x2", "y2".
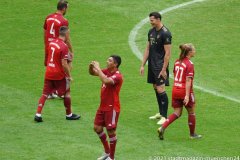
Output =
[
  {"x1": 45, "y1": 38, "x2": 69, "y2": 80},
  {"x1": 99, "y1": 69, "x2": 123, "y2": 112},
  {"x1": 43, "y1": 13, "x2": 68, "y2": 45},
  {"x1": 172, "y1": 57, "x2": 194, "y2": 99}
]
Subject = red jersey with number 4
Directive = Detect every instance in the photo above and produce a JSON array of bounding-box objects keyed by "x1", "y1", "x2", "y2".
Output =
[
  {"x1": 172, "y1": 57, "x2": 194, "y2": 99},
  {"x1": 99, "y1": 69, "x2": 123, "y2": 112},
  {"x1": 45, "y1": 38, "x2": 69, "y2": 80},
  {"x1": 43, "y1": 13, "x2": 68, "y2": 45}
]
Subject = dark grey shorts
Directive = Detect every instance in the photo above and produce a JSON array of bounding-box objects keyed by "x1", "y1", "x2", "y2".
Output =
[{"x1": 147, "y1": 68, "x2": 169, "y2": 86}]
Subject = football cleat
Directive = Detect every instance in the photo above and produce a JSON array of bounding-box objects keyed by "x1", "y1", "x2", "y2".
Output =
[
  {"x1": 190, "y1": 134, "x2": 202, "y2": 139},
  {"x1": 34, "y1": 115, "x2": 43, "y2": 122},
  {"x1": 157, "y1": 117, "x2": 166, "y2": 125},
  {"x1": 149, "y1": 113, "x2": 162, "y2": 120},
  {"x1": 97, "y1": 152, "x2": 110, "y2": 160},
  {"x1": 47, "y1": 93, "x2": 58, "y2": 99},
  {"x1": 105, "y1": 157, "x2": 115, "y2": 160},
  {"x1": 66, "y1": 113, "x2": 80, "y2": 120},
  {"x1": 157, "y1": 127, "x2": 165, "y2": 140}
]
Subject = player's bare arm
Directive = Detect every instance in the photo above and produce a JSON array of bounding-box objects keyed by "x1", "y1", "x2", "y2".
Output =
[
  {"x1": 62, "y1": 59, "x2": 73, "y2": 81},
  {"x1": 140, "y1": 42, "x2": 150, "y2": 76},
  {"x1": 159, "y1": 44, "x2": 171, "y2": 79},
  {"x1": 184, "y1": 77, "x2": 192, "y2": 105},
  {"x1": 92, "y1": 61, "x2": 114, "y2": 84}
]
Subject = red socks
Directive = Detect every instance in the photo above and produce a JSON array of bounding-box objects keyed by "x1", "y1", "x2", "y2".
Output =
[
  {"x1": 36, "y1": 95, "x2": 47, "y2": 114},
  {"x1": 108, "y1": 134, "x2": 117, "y2": 159},
  {"x1": 98, "y1": 132, "x2": 110, "y2": 154},
  {"x1": 188, "y1": 113, "x2": 196, "y2": 135},
  {"x1": 64, "y1": 96, "x2": 72, "y2": 115},
  {"x1": 162, "y1": 113, "x2": 179, "y2": 129}
]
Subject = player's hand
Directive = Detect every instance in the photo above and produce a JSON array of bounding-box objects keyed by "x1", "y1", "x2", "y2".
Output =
[
  {"x1": 92, "y1": 61, "x2": 100, "y2": 70},
  {"x1": 70, "y1": 52, "x2": 74, "y2": 60},
  {"x1": 140, "y1": 66, "x2": 144, "y2": 76},
  {"x1": 158, "y1": 70, "x2": 167, "y2": 79},
  {"x1": 67, "y1": 76, "x2": 74, "y2": 83},
  {"x1": 183, "y1": 95, "x2": 189, "y2": 105}
]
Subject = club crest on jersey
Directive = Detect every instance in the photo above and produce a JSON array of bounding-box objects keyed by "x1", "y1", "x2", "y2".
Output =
[{"x1": 157, "y1": 34, "x2": 160, "y2": 39}]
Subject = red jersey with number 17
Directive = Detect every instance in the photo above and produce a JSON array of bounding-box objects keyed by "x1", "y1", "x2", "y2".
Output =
[
  {"x1": 99, "y1": 69, "x2": 123, "y2": 112},
  {"x1": 43, "y1": 13, "x2": 68, "y2": 44},
  {"x1": 45, "y1": 38, "x2": 69, "y2": 80},
  {"x1": 172, "y1": 57, "x2": 194, "y2": 99}
]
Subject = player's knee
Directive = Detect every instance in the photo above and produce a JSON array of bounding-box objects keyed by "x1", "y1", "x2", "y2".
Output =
[
  {"x1": 174, "y1": 111, "x2": 182, "y2": 117},
  {"x1": 107, "y1": 129, "x2": 116, "y2": 136},
  {"x1": 94, "y1": 125, "x2": 102, "y2": 133},
  {"x1": 156, "y1": 86, "x2": 165, "y2": 93}
]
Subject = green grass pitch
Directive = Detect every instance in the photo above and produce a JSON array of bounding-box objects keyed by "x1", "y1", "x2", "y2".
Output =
[{"x1": 0, "y1": 0, "x2": 239, "y2": 159}]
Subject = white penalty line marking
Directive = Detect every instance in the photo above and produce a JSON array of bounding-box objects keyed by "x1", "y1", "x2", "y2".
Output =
[{"x1": 128, "y1": 0, "x2": 240, "y2": 104}]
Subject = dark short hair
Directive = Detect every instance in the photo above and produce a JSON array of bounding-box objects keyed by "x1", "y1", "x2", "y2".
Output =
[
  {"x1": 59, "y1": 26, "x2": 69, "y2": 37},
  {"x1": 149, "y1": 12, "x2": 162, "y2": 20},
  {"x1": 110, "y1": 55, "x2": 121, "y2": 68},
  {"x1": 57, "y1": 0, "x2": 68, "y2": 10}
]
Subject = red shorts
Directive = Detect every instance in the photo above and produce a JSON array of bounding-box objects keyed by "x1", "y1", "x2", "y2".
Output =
[
  {"x1": 42, "y1": 78, "x2": 70, "y2": 97},
  {"x1": 172, "y1": 92, "x2": 195, "y2": 108},
  {"x1": 94, "y1": 109, "x2": 120, "y2": 130}
]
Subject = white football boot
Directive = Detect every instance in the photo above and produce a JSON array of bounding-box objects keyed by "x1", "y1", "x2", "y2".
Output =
[
  {"x1": 149, "y1": 113, "x2": 162, "y2": 120},
  {"x1": 157, "y1": 117, "x2": 166, "y2": 125},
  {"x1": 97, "y1": 153, "x2": 110, "y2": 160}
]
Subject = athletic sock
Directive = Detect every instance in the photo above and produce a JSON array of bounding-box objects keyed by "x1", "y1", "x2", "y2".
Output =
[
  {"x1": 155, "y1": 89, "x2": 163, "y2": 115},
  {"x1": 97, "y1": 131, "x2": 110, "y2": 154},
  {"x1": 188, "y1": 113, "x2": 196, "y2": 135},
  {"x1": 64, "y1": 96, "x2": 72, "y2": 115},
  {"x1": 108, "y1": 133, "x2": 117, "y2": 159},
  {"x1": 36, "y1": 95, "x2": 48, "y2": 114},
  {"x1": 158, "y1": 91, "x2": 169, "y2": 118},
  {"x1": 162, "y1": 113, "x2": 179, "y2": 129}
]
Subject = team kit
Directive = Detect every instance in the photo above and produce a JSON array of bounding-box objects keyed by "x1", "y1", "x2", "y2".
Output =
[{"x1": 34, "y1": 1, "x2": 202, "y2": 160}]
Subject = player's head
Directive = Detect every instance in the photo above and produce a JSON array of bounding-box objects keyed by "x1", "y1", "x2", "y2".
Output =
[
  {"x1": 179, "y1": 43, "x2": 196, "y2": 61},
  {"x1": 59, "y1": 26, "x2": 69, "y2": 40},
  {"x1": 149, "y1": 12, "x2": 161, "y2": 27},
  {"x1": 107, "y1": 55, "x2": 121, "y2": 69},
  {"x1": 57, "y1": 0, "x2": 68, "y2": 15}
]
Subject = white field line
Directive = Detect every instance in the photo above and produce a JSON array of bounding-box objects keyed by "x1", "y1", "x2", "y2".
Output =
[{"x1": 128, "y1": 0, "x2": 240, "y2": 104}]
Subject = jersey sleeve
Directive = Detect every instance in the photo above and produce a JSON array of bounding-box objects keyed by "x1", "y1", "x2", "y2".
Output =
[
  {"x1": 162, "y1": 31, "x2": 172, "y2": 45},
  {"x1": 61, "y1": 45, "x2": 69, "y2": 60},
  {"x1": 43, "y1": 17, "x2": 47, "y2": 30},
  {"x1": 62, "y1": 19, "x2": 69, "y2": 27},
  {"x1": 110, "y1": 73, "x2": 122, "y2": 85},
  {"x1": 186, "y1": 63, "x2": 194, "y2": 77}
]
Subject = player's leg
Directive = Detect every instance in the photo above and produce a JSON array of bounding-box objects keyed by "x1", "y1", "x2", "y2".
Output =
[
  {"x1": 148, "y1": 68, "x2": 161, "y2": 120},
  {"x1": 34, "y1": 79, "x2": 53, "y2": 122},
  {"x1": 158, "y1": 99, "x2": 183, "y2": 140},
  {"x1": 57, "y1": 78, "x2": 80, "y2": 120},
  {"x1": 94, "y1": 110, "x2": 110, "y2": 160},
  {"x1": 107, "y1": 129, "x2": 117, "y2": 160},
  {"x1": 185, "y1": 94, "x2": 202, "y2": 139},
  {"x1": 105, "y1": 110, "x2": 120, "y2": 160},
  {"x1": 155, "y1": 83, "x2": 168, "y2": 125}
]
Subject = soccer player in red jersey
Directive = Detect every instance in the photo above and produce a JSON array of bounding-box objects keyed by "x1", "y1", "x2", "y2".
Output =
[
  {"x1": 158, "y1": 43, "x2": 202, "y2": 140},
  {"x1": 44, "y1": 0, "x2": 74, "y2": 99},
  {"x1": 34, "y1": 26, "x2": 80, "y2": 122},
  {"x1": 43, "y1": 0, "x2": 73, "y2": 67},
  {"x1": 89, "y1": 55, "x2": 123, "y2": 160}
]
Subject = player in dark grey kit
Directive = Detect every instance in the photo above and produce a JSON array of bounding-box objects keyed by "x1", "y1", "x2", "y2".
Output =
[{"x1": 140, "y1": 12, "x2": 172, "y2": 125}]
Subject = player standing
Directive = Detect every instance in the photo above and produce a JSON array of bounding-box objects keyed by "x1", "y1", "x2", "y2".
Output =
[
  {"x1": 34, "y1": 26, "x2": 80, "y2": 122},
  {"x1": 44, "y1": 0, "x2": 74, "y2": 98},
  {"x1": 89, "y1": 55, "x2": 123, "y2": 160},
  {"x1": 140, "y1": 12, "x2": 172, "y2": 125},
  {"x1": 158, "y1": 43, "x2": 202, "y2": 140}
]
